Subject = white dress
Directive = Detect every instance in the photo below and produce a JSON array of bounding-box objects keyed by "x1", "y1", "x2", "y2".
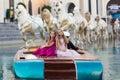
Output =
[{"x1": 56, "y1": 38, "x2": 80, "y2": 58}]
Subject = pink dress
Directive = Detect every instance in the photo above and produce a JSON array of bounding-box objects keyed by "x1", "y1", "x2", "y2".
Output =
[
  {"x1": 56, "y1": 38, "x2": 80, "y2": 58},
  {"x1": 33, "y1": 39, "x2": 57, "y2": 57}
]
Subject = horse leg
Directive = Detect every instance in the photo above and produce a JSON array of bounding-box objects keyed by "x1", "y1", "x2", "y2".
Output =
[
  {"x1": 78, "y1": 34, "x2": 81, "y2": 47},
  {"x1": 29, "y1": 31, "x2": 36, "y2": 41},
  {"x1": 87, "y1": 30, "x2": 90, "y2": 44},
  {"x1": 40, "y1": 30, "x2": 45, "y2": 40},
  {"x1": 84, "y1": 27, "x2": 87, "y2": 45},
  {"x1": 73, "y1": 30, "x2": 76, "y2": 44},
  {"x1": 88, "y1": 30, "x2": 92, "y2": 44},
  {"x1": 44, "y1": 26, "x2": 48, "y2": 32},
  {"x1": 81, "y1": 33, "x2": 84, "y2": 49},
  {"x1": 22, "y1": 32, "x2": 27, "y2": 42},
  {"x1": 90, "y1": 34, "x2": 92, "y2": 44}
]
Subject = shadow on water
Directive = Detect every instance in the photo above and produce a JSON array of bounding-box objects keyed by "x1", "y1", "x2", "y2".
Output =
[{"x1": 0, "y1": 37, "x2": 120, "y2": 80}]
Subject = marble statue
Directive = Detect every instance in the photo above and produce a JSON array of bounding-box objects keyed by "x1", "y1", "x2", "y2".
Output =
[
  {"x1": 94, "y1": 16, "x2": 108, "y2": 40},
  {"x1": 85, "y1": 12, "x2": 96, "y2": 44},
  {"x1": 73, "y1": 7, "x2": 87, "y2": 46},
  {"x1": 114, "y1": 18, "x2": 120, "y2": 35},
  {"x1": 42, "y1": 9, "x2": 58, "y2": 32},
  {"x1": 52, "y1": 1, "x2": 74, "y2": 31},
  {"x1": 15, "y1": 4, "x2": 45, "y2": 46}
]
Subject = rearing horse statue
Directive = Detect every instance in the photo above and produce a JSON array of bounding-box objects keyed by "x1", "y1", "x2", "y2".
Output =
[{"x1": 15, "y1": 4, "x2": 45, "y2": 46}]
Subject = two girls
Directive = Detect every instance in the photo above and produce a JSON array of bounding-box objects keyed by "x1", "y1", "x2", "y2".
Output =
[{"x1": 33, "y1": 29, "x2": 81, "y2": 58}]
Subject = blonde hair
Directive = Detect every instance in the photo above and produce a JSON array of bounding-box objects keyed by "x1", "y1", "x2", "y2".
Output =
[{"x1": 56, "y1": 29, "x2": 68, "y2": 45}]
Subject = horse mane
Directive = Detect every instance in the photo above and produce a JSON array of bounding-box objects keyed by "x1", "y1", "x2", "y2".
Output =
[
  {"x1": 17, "y1": 2, "x2": 26, "y2": 8},
  {"x1": 42, "y1": 5, "x2": 51, "y2": 12}
]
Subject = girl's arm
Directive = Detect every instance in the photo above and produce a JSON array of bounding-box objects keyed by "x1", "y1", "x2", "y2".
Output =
[
  {"x1": 56, "y1": 38, "x2": 60, "y2": 49},
  {"x1": 41, "y1": 40, "x2": 54, "y2": 48},
  {"x1": 46, "y1": 41, "x2": 54, "y2": 47}
]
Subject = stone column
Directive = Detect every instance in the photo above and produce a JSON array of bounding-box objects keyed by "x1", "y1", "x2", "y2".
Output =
[
  {"x1": 83, "y1": 0, "x2": 89, "y2": 13},
  {"x1": 101, "y1": 0, "x2": 110, "y2": 17},
  {"x1": 79, "y1": 0, "x2": 84, "y2": 15},
  {"x1": 28, "y1": 0, "x2": 32, "y2": 15},
  {"x1": 91, "y1": 0, "x2": 97, "y2": 17},
  {"x1": 0, "y1": 0, "x2": 4, "y2": 23}
]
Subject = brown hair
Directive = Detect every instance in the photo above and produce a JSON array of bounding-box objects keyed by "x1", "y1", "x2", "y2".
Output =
[{"x1": 47, "y1": 30, "x2": 56, "y2": 42}]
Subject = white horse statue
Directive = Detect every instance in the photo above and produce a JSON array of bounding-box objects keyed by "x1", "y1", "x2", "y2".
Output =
[
  {"x1": 94, "y1": 16, "x2": 108, "y2": 40},
  {"x1": 42, "y1": 8, "x2": 58, "y2": 32},
  {"x1": 52, "y1": 1, "x2": 74, "y2": 31},
  {"x1": 73, "y1": 7, "x2": 87, "y2": 46},
  {"x1": 15, "y1": 4, "x2": 45, "y2": 46},
  {"x1": 85, "y1": 12, "x2": 96, "y2": 44},
  {"x1": 114, "y1": 18, "x2": 120, "y2": 35}
]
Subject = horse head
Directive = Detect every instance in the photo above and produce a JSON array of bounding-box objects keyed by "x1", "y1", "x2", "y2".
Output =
[
  {"x1": 73, "y1": 7, "x2": 80, "y2": 16},
  {"x1": 85, "y1": 12, "x2": 91, "y2": 22},
  {"x1": 42, "y1": 9, "x2": 51, "y2": 20},
  {"x1": 53, "y1": 1, "x2": 63, "y2": 18},
  {"x1": 95, "y1": 15, "x2": 100, "y2": 23},
  {"x1": 15, "y1": 4, "x2": 27, "y2": 17}
]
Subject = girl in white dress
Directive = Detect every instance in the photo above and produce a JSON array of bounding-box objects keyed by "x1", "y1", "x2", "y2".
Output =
[{"x1": 56, "y1": 29, "x2": 80, "y2": 58}]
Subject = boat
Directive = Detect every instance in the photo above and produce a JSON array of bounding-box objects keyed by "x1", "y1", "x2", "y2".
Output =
[{"x1": 14, "y1": 47, "x2": 103, "y2": 80}]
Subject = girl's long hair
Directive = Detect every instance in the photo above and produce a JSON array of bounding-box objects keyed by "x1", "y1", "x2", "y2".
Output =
[
  {"x1": 56, "y1": 29, "x2": 68, "y2": 45},
  {"x1": 47, "y1": 31, "x2": 56, "y2": 42}
]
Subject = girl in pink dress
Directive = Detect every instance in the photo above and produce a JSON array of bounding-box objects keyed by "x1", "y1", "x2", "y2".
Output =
[
  {"x1": 56, "y1": 29, "x2": 80, "y2": 58},
  {"x1": 33, "y1": 31, "x2": 57, "y2": 57}
]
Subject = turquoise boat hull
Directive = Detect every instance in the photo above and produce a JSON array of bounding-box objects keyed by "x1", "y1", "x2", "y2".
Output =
[
  {"x1": 75, "y1": 60, "x2": 103, "y2": 80},
  {"x1": 14, "y1": 59, "x2": 44, "y2": 79},
  {"x1": 14, "y1": 59, "x2": 103, "y2": 80}
]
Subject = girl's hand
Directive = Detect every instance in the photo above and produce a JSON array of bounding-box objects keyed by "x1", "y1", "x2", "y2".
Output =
[
  {"x1": 41, "y1": 45, "x2": 47, "y2": 48},
  {"x1": 62, "y1": 49, "x2": 66, "y2": 52}
]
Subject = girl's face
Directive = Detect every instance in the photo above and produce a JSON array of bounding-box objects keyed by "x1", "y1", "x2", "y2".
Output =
[
  {"x1": 50, "y1": 31, "x2": 55, "y2": 38},
  {"x1": 57, "y1": 30, "x2": 64, "y2": 36}
]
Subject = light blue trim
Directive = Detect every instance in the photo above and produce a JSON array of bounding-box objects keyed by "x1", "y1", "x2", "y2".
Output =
[
  {"x1": 74, "y1": 60, "x2": 103, "y2": 80},
  {"x1": 14, "y1": 59, "x2": 44, "y2": 79}
]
